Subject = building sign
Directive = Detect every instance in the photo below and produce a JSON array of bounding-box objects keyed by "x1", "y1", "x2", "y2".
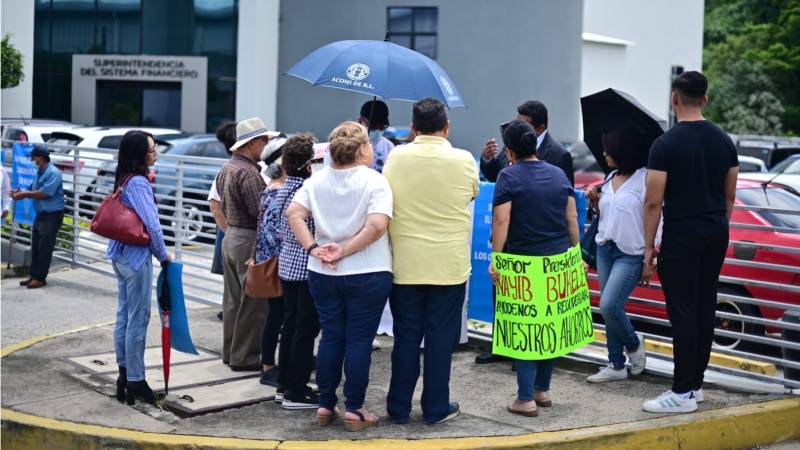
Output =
[
  {"x1": 71, "y1": 54, "x2": 208, "y2": 132},
  {"x1": 79, "y1": 58, "x2": 201, "y2": 80}
]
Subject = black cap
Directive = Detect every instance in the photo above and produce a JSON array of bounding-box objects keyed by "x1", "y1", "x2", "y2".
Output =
[
  {"x1": 360, "y1": 100, "x2": 390, "y2": 128},
  {"x1": 30, "y1": 145, "x2": 50, "y2": 159}
]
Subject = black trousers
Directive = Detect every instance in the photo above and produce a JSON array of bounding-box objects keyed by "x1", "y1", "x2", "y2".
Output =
[
  {"x1": 261, "y1": 296, "x2": 284, "y2": 366},
  {"x1": 657, "y1": 228, "x2": 729, "y2": 394},
  {"x1": 30, "y1": 210, "x2": 64, "y2": 281},
  {"x1": 277, "y1": 280, "x2": 320, "y2": 394}
]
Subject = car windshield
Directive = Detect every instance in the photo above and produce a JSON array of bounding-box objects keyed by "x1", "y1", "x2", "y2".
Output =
[
  {"x1": 737, "y1": 187, "x2": 800, "y2": 229},
  {"x1": 769, "y1": 157, "x2": 800, "y2": 175}
]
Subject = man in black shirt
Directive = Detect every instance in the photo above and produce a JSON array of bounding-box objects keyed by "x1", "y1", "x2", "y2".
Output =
[
  {"x1": 480, "y1": 101, "x2": 574, "y2": 186},
  {"x1": 642, "y1": 71, "x2": 739, "y2": 414}
]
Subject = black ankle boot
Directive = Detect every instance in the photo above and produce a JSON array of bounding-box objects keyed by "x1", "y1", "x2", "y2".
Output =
[
  {"x1": 125, "y1": 380, "x2": 156, "y2": 406},
  {"x1": 116, "y1": 366, "x2": 127, "y2": 403}
]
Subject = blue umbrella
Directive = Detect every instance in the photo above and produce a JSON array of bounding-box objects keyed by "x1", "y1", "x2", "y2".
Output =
[{"x1": 287, "y1": 38, "x2": 466, "y2": 109}]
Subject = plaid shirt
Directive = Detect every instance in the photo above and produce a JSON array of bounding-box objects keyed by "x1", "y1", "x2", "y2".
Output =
[
  {"x1": 216, "y1": 154, "x2": 266, "y2": 229},
  {"x1": 276, "y1": 176, "x2": 315, "y2": 281}
]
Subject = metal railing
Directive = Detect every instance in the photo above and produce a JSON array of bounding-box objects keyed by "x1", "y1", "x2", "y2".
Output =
[
  {"x1": 2, "y1": 140, "x2": 225, "y2": 307},
  {"x1": 3, "y1": 140, "x2": 800, "y2": 392},
  {"x1": 467, "y1": 196, "x2": 800, "y2": 392}
]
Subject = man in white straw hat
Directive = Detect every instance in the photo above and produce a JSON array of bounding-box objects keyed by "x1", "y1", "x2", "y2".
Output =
[{"x1": 216, "y1": 117, "x2": 280, "y2": 371}]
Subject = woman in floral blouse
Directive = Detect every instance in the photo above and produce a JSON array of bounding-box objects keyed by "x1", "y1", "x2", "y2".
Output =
[{"x1": 254, "y1": 157, "x2": 287, "y2": 387}]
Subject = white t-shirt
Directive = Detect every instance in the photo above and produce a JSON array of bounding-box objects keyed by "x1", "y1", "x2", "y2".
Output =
[
  {"x1": 207, "y1": 178, "x2": 220, "y2": 202},
  {"x1": 596, "y1": 167, "x2": 651, "y2": 256},
  {"x1": 293, "y1": 165, "x2": 393, "y2": 276}
]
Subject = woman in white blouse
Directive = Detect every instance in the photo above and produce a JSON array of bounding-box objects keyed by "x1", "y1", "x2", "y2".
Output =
[
  {"x1": 585, "y1": 126, "x2": 652, "y2": 383},
  {"x1": 287, "y1": 122, "x2": 393, "y2": 431}
]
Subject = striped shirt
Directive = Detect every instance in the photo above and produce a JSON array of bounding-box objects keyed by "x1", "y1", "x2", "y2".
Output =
[
  {"x1": 107, "y1": 175, "x2": 169, "y2": 271},
  {"x1": 216, "y1": 154, "x2": 266, "y2": 229},
  {"x1": 276, "y1": 176, "x2": 314, "y2": 281}
]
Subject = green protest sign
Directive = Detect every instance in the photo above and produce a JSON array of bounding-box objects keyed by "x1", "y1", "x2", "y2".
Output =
[{"x1": 491, "y1": 245, "x2": 594, "y2": 360}]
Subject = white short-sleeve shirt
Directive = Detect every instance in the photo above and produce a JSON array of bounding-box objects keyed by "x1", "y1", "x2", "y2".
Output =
[
  {"x1": 293, "y1": 165, "x2": 393, "y2": 276},
  {"x1": 207, "y1": 178, "x2": 220, "y2": 202},
  {"x1": 596, "y1": 167, "x2": 652, "y2": 256}
]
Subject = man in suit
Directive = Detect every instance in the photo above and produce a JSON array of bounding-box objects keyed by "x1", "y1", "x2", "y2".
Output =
[
  {"x1": 475, "y1": 100, "x2": 575, "y2": 366},
  {"x1": 480, "y1": 100, "x2": 574, "y2": 186}
]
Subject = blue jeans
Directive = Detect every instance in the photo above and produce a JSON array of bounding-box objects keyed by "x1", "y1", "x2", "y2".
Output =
[
  {"x1": 516, "y1": 359, "x2": 555, "y2": 401},
  {"x1": 113, "y1": 255, "x2": 153, "y2": 381},
  {"x1": 309, "y1": 271, "x2": 391, "y2": 411},
  {"x1": 596, "y1": 242, "x2": 642, "y2": 369},
  {"x1": 387, "y1": 282, "x2": 466, "y2": 423}
]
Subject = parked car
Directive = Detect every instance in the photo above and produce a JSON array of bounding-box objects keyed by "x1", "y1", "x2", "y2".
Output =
[
  {"x1": 93, "y1": 135, "x2": 228, "y2": 241},
  {"x1": 733, "y1": 134, "x2": 800, "y2": 169},
  {"x1": 45, "y1": 126, "x2": 185, "y2": 207},
  {"x1": 1, "y1": 122, "x2": 83, "y2": 164},
  {"x1": 738, "y1": 155, "x2": 768, "y2": 173},
  {"x1": 569, "y1": 142, "x2": 606, "y2": 189},
  {"x1": 587, "y1": 180, "x2": 800, "y2": 351},
  {"x1": 739, "y1": 154, "x2": 800, "y2": 195}
]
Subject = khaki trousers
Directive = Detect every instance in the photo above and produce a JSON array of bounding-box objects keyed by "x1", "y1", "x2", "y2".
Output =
[{"x1": 222, "y1": 227, "x2": 269, "y2": 367}]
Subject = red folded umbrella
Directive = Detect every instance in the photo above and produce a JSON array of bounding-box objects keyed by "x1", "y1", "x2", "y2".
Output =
[{"x1": 158, "y1": 263, "x2": 172, "y2": 396}]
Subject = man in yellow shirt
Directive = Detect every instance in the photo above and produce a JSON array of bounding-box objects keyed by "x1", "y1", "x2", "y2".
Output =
[{"x1": 383, "y1": 98, "x2": 479, "y2": 425}]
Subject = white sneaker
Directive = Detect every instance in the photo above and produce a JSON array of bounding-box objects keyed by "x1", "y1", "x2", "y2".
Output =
[
  {"x1": 587, "y1": 363, "x2": 628, "y2": 383},
  {"x1": 642, "y1": 390, "x2": 698, "y2": 413},
  {"x1": 627, "y1": 333, "x2": 647, "y2": 376},
  {"x1": 694, "y1": 388, "x2": 704, "y2": 403},
  {"x1": 372, "y1": 338, "x2": 381, "y2": 350}
]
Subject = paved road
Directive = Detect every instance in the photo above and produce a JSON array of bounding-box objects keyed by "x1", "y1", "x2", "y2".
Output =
[
  {"x1": 2, "y1": 265, "x2": 793, "y2": 447},
  {"x1": 1, "y1": 263, "x2": 210, "y2": 347}
]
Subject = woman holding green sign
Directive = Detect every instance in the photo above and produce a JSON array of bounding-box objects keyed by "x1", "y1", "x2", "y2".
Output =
[{"x1": 489, "y1": 120, "x2": 580, "y2": 417}]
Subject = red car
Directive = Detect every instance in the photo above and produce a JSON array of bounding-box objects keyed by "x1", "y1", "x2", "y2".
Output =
[{"x1": 588, "y1": 180, "x2": 800, "y2": 350}]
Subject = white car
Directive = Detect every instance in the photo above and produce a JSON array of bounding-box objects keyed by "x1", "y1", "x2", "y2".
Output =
[
  {"x1": 739, "y1": 155, "x2": 800, "y2": 195},
  {"x1": 46, "y1": 127, "x2": 185, "y2": 207},
  {"x1": 1, "y1": 122, "x2": 83, "y2": 164},
  {"x1": 738, "y1": 155, "x2": 768, "y2": 173}
]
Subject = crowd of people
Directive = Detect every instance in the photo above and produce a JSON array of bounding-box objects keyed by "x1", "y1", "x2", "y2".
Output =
[{"x1": 12, "y1": 69, "x2": 736, "y2": 428}]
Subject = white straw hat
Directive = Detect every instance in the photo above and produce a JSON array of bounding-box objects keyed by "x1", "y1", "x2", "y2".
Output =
[{"x1": 230, "y1": 117, "x2": 280, "y2": 151}]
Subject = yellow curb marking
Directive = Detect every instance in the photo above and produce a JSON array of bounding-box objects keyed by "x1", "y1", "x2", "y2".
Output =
[
  {"x1": 593, "y1": 329, "x2": 778, "y2": 376},
  {"x1": 1, "y1": 321, "x2": 115, "y2": 358},
  {"x1": 2, "y1": 322, "x2": 799, "y2": 449}
]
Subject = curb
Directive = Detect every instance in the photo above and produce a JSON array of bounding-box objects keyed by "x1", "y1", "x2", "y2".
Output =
[
  {"x1": 592, "y1": 329, "x2": 778, "y2": 376},
  {"x1": 3, "y1": 325, "x2": 800, "y2": 449}
]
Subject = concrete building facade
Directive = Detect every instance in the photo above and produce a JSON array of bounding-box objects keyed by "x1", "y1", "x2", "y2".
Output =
[{"x1": 1, "y1": 0, "x2": 704, "y2": 151}]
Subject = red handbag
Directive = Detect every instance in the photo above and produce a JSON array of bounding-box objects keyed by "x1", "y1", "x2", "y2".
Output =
[{"x1": 91, "y1": 175, "x2": 152, "y2": 246}]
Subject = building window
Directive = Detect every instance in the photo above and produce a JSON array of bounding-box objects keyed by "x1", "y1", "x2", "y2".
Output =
[{"x1": 387, "y1": 7, "x2": 438, "y2": 59}]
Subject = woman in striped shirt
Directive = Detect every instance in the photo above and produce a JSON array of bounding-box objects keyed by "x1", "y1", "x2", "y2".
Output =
[{"x1": 108, "y1": 130, "x2": 172, "y2": 406}]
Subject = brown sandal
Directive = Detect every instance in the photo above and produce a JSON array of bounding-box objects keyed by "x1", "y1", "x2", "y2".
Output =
[
  {"x1": 344, "y1": 410, "x2": 379, "y2": 432},
  {"x1": 318, "y1": 407, "x2": 338, "y2": 426}
]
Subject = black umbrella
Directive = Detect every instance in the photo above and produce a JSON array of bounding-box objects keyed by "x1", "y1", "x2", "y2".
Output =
[{"x1": 581, "y1": 88, "x2": 668, "y2": 174}]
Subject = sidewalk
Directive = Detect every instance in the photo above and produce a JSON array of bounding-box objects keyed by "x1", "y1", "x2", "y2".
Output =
[{"x1": 2, "y1": 266, "x2": 799, "y2": 448}]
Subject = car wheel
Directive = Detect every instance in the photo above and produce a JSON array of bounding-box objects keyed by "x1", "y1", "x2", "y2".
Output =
[
  {"x1": 169, "y1": 198, "x2": 209, "y2": 243},
  {"x1": 713, "y1": 286, "x2": 765, "y2": 351}
]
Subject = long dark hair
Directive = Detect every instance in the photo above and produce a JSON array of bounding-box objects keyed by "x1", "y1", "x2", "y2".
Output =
[
  {"x1": 603, "y1": 126, "x2": 649, "y2": 176},
  {"x1": 114, "y1": 130, "x2": 154, "y2": 191}
]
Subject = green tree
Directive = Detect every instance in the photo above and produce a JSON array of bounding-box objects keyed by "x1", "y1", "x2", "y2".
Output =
[
  {"x1": 704, "y1": 0, "x2": 800, "y2": 135},
  {"x1": 1, "y1": 34, "x2": 24, "y2": 89}
]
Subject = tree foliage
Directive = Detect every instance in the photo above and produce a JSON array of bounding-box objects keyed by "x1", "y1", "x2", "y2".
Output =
[
  {"x1": 704, "y1": 0, "x2": 800, "y2": 135},
  {"x1": 1, "y1": 34, "x2": 24, "y2": 90}
]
